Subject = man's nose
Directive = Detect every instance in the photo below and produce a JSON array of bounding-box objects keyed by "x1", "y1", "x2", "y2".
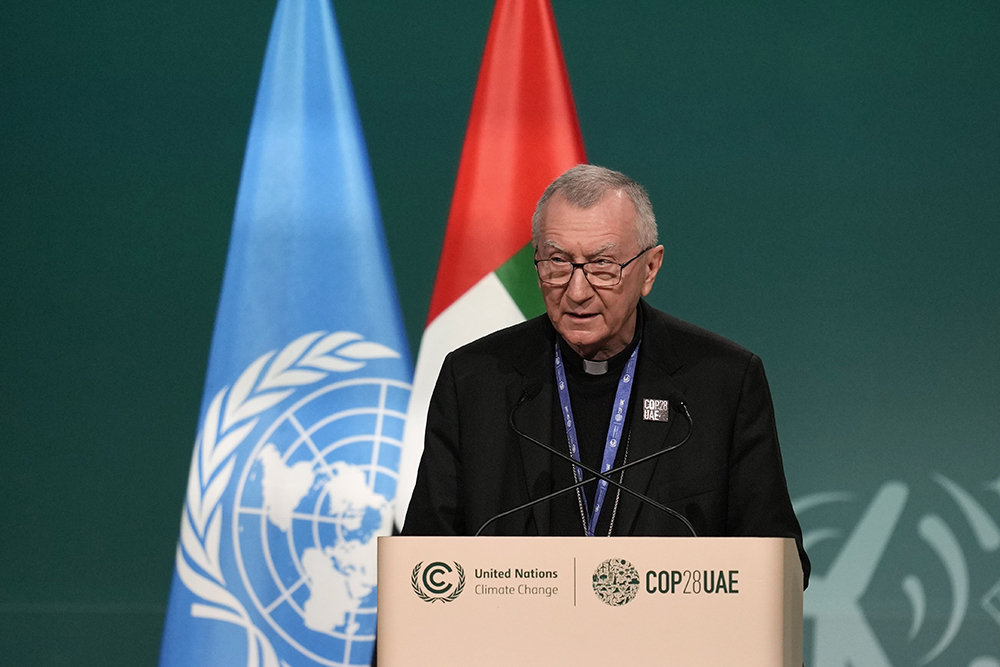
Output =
[{"x1": 565, "y1": 265, "x2": 594, "y2": 301}]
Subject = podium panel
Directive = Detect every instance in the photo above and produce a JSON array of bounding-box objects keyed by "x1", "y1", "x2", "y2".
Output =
[{"x1": 378, "y1": 536, "x2": 802, "y2": 666}]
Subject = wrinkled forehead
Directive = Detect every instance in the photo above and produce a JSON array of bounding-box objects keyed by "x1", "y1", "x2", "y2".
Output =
[
  {"x1": 539, "y1": 238, "x2": 619, "y2": 256},
  {"x1": 535, "y1": 191, "x2": 640, "y2": 252}
]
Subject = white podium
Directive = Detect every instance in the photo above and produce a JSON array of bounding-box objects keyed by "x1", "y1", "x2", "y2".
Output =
[{"x1": 377, "y1": 536, "x2": 803, "y2": 666}]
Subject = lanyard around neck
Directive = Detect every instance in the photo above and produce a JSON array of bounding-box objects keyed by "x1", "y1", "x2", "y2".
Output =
[{"x1": 554, "y1": 340, "x2": 640, "y2": 536}]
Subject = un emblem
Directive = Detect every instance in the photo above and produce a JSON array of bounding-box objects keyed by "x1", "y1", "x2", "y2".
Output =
[
  {"x1": 410, "y1": 561, "x2": 466, "y2": 603},
  {"x1": 175, "y1": 331, "x2": 410, "y2": 667},
  {"x1": 593, "y1": 558, "x2": 640, "y2": 606},
  {"x1": 234, "y1": 377, "x2": 409, "y2": 662}
]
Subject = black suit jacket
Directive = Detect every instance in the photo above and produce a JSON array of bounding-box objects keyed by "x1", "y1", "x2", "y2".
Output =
[{"x1": 402, "y1": 300, "x2": 810, "y2": 586}]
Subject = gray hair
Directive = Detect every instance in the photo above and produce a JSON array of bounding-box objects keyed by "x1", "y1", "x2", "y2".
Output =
[{"x1": 531, "y1": 164, "x2": 658, "y2": 249}]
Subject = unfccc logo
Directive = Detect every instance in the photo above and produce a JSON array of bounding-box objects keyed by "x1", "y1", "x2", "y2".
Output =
[{"x1": 411, "y1": 561, "x2": 465, "y2": 603}]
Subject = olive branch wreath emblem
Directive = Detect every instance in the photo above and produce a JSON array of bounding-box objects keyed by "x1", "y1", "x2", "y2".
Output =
[
  {"x1": 173, "y1": 331, "x2": 401, "y2": 667},
  {"x1": 410, "y1": 562, "x2": 466, "y2": 603}
]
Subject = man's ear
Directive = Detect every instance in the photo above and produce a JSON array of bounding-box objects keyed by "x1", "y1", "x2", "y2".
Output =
[{"x1": 640, "y1": 245, "x2": 664, "y2": 297}]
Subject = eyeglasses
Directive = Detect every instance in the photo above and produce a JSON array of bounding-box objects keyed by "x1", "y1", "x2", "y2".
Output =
[{"x1": 534, "y1": 247, "x2": 653, "y2": 288}]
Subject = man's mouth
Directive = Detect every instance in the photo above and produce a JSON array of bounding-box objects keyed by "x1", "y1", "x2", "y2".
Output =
[{"x1": 567, "y1": 312, "x2": 597, "y2": 320}]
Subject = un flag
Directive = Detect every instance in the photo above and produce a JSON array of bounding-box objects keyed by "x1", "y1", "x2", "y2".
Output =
[{"x1": 159, "y1": 1, "x2": 411, "y2": 665}]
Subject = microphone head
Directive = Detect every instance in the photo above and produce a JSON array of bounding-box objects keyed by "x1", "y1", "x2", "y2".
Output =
[
  {"x1": 666, "y1": 390, "x2": 689, "y2": 415},
  {"x1": 522, "y1": 378, "x2": 543, "y2": 400}
]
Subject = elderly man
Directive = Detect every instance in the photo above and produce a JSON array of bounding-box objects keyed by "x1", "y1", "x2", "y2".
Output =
[{"x1": 402, "y1": 165, "x2": 809, "y2": 585}]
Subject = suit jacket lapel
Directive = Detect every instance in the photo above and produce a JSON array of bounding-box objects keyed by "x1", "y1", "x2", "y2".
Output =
[{"x1": 614, "y1": 301, "x2": 688, "y2": 534}]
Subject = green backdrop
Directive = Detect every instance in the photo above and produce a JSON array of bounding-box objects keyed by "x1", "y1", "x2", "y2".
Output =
[{"x1": 2, "y1": 1, "x2": 997, "y2": 664}]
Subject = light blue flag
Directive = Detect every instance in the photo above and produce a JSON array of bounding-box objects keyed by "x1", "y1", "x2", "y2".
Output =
[{"x1": 159, "y1": 1, "x2": 410, "y2": 665}]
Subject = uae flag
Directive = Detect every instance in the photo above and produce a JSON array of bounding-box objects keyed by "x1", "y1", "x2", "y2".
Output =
[{"x1": 395, "y1": 0, "x2": 586, "y2": 528}]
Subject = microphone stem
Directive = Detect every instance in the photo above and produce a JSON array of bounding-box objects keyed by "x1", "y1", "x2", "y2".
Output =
[{"x1": 474, "y1": 396, "x2": 696, "y2": 536}]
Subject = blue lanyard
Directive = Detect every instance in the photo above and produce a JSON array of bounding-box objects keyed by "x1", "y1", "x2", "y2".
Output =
[{"x1": 554, "y1": 340, "x2": 640, "y2": 536}]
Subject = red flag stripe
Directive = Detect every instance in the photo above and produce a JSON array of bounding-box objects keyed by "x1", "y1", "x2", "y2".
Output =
[{"x1": 426, "y1": 0, "x2": 586, "y2": 325}]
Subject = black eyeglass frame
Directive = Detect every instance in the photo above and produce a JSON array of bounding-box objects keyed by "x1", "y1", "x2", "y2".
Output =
[{"x1": 533, "y1": 246, "x2": 654, "y2": 288}]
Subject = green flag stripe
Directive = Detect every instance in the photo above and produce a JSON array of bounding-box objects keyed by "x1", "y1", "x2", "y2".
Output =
[{"x1": 494, "y1": 243, "x2": 545, "y2": 319}]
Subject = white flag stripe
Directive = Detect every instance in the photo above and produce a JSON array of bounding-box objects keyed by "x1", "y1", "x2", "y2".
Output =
[{"x1": 396, "y1": 272, "x2": 526, "y2": 528}]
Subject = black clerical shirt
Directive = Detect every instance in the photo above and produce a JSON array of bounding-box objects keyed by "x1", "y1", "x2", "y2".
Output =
[{"x1": 549, "y1": 312, "x2": 642, "y2": 536}]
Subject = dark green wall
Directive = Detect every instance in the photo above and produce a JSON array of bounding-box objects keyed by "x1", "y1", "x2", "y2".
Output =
[{"x1": 2, "y1": 1, "x2": 997, "y2": 664}]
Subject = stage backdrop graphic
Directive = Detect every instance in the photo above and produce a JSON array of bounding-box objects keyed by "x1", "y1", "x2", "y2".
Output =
[{"x1": 0, "y1": 1, "x2": 997, "y2": 666}]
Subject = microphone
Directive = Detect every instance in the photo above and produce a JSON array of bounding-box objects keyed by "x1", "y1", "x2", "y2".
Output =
[
  {"x1": 474, "y1": 387, "x2": 696, "y2": 536},
  {"x1": 518, "y1": 378, "x2": 544, "y2": 403}
]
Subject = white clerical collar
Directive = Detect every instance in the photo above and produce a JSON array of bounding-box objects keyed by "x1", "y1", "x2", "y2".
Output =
[{"x1": 559, "y1": 306, "x2": 643, "y2": 377}]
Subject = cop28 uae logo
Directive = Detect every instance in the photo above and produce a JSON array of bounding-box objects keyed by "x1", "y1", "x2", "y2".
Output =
[
  {"x1": 411, "y1": 561, "x2": 465, "y2": 603},
  {"x1": 592, "y1": 558, "x2": 641, "y2": 606}
]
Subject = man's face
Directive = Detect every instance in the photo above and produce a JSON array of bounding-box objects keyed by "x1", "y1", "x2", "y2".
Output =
[{"x1": 535, "y1": 190, "x2": 663, "y2": 360}]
